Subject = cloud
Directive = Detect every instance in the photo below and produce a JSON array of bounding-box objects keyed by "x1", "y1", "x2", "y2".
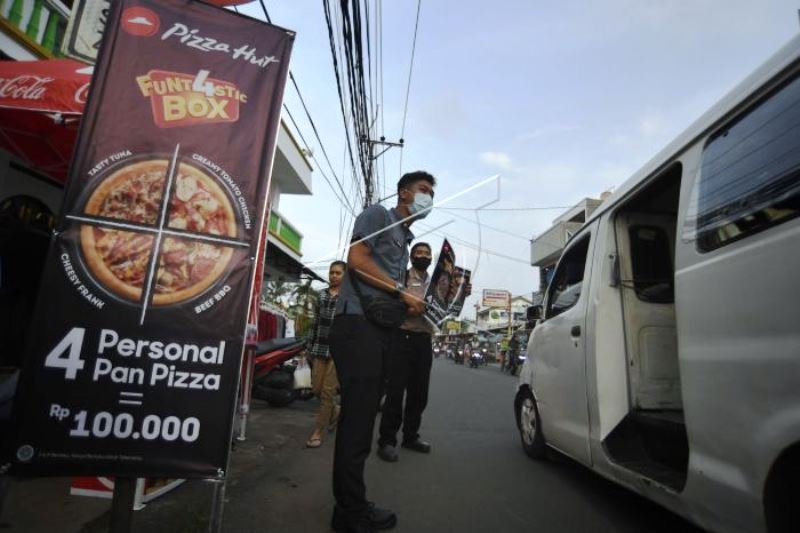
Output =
[{"x1": 479, "y1": 151, "x2": 514, "y2": 170}]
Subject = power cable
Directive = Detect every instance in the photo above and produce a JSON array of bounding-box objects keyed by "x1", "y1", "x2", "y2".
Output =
[
  {"x1": 282, "y1": 104, "x2": 356, "y2": 216},
  {"x1": 323, "y1": 0, "x2": 364, "y2": 205},
  {"x1": 254, "y1": 0, "x2": 356, "y2": 213},
  {"x1": 439, "y1": 205, "x2": 573, "y2": 212},
  {"x1": 287, "y1": 71, "x2": 354, "y2": 209},
  {"x1": 424, "y1": 228, "x2": 532, "y2": 265},
  {"x1": 398, "y1": 0, "x2": 423, "y2": 176},
  {"x1": 441, "y1": 210, "x2": 533, "y2": 241}
]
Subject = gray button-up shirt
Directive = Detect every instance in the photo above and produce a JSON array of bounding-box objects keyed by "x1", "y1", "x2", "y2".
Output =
[{"x1": 336, "y1": 205, "x2": 413, "y2": 316}]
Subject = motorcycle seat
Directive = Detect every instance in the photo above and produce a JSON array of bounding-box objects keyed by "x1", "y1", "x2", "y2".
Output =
[{"x1": 254, "y1": 337, "x2": 305, "y2": 356}]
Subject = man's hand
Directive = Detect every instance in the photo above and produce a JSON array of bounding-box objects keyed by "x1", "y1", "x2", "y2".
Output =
[{"x1": 400, "y1": 290, "x2": 426, "y2": 316}]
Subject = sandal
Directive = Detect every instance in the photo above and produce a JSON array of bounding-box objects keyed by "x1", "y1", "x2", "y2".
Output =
[{"x1": 306, "y1": 436, "x2": 322, "y2": 448}]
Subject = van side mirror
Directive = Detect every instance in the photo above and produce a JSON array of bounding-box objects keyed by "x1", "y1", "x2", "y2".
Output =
[{"x1": 526, "y1": 305, "x2": 542, "y2": 321}]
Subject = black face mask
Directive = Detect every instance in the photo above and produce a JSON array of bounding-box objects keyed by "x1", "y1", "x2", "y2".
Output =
[{"x1": 411, "y1": 257, "x2": 431, "y2": 271}]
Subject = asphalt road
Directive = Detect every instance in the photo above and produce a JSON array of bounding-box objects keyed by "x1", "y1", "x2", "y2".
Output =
[
  {"x1": 60, "y1": 357, "x2": 706, "y2": 532},
  {"x1": 361, "y1": 358, "x2": 703, "y2": 533}
]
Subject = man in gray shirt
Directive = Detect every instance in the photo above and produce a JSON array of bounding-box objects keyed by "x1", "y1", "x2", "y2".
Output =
[{"x1": 328, "y1": 171, "x2": 434, "y2": 533}]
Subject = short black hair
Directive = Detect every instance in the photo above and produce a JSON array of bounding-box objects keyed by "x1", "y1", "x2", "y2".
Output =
[
  {"x1": 330, "y1": 260, "x2": 347, "y2": 271},
  {"x1": 397, "y1": 171, "x2": 436, "y2": 196},
  {"x1": 411, "y1": 242, "x2": 431, "y2": 255}
]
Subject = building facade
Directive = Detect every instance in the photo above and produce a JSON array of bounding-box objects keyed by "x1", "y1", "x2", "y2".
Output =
[{"x1": 530, "y1": 196, "x2": 607, "y2": 292}]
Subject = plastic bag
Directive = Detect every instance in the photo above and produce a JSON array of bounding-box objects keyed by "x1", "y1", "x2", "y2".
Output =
[{"x1": 293, "y1": 358, "x2": 312, "y2": 389}]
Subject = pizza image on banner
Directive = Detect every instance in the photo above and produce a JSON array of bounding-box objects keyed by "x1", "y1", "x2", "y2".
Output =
[{"x1": 79, "y1": 157, "x2": 237, "y2": 306}]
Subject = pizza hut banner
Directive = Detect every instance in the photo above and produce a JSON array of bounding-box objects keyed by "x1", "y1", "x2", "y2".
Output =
[{"x1": 6, "y1": 0, "x2": 293, "y2": 478}]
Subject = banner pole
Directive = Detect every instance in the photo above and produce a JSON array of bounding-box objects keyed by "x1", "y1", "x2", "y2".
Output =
[
  {"x1": 237, "y1": 344, "x2": 256, "y2": 441},
  {"x1": 208, "y1": 478, "x2": 226, "y2": 533},
  {"x1": 109, "y1": 477, "x2": 136, "y2": 533}
]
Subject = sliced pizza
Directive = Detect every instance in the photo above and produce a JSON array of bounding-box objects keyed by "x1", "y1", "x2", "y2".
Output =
[
  {"x1": 79, "y1": 227, "x2": 154, "y2": 301},
  {"x1": 153, "y1": 237, "x2": 234, "y2": 305},
  {"x1": 84, "y1": 159, "x2": 168, "y2": 225},
  {"x1": 167, "y1": 163, "x2": 237, "y2": 237}
]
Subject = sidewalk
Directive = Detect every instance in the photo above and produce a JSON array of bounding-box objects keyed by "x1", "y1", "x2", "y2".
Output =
[{"x1": 2, "y1": 397, "x2": 337, "y2": 532}]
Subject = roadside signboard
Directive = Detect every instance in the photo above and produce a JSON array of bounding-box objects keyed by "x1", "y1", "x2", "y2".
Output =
[
  {"x1": 62, "y1": 0, "x2": 111, "y2": 64},
  {"x1": 482, "y1": 289, "x2": 511, "y2": 308},
  {"x1": 7, "y1": 0, "x2": 293, "y2": 478}
]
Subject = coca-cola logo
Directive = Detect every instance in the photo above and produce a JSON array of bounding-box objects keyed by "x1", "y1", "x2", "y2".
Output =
[
  {"x1": 0, "y1": 76, "x2": 53, "y2": 100},
  {"x1": 74, "y1": 83, "x2": 90, "y2": 105}
]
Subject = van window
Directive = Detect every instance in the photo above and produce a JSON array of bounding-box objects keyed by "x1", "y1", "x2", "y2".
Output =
[
  {"x1": 692, "y1": 73, "x2": 800, "y2": 252},
  {"x1": 629, "y1": 225, "x2": 674, "y2": 303},
  {"x1": 546, "y1": 234, "x2": 590, "y2": 318}
]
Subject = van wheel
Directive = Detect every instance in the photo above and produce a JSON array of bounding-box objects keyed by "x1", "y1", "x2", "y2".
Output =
[{"x1": 516, "y1": 389, "x2": 546, "y2": 459}]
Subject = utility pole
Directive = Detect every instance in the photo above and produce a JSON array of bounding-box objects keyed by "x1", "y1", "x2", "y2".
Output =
[{"x1": 360, "y1": 135, "x2": 404, "y2": 207}]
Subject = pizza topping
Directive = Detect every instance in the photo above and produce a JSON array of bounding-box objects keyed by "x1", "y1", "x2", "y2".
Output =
[
  {"x1": 94, "y1": 167, "x2": 165, "y2": 224},
  {"x1": 90, "y1": 227, "x2": 153, "y2": 288},
  {"x1": 168, "y1": 167, "x2": 235, "y2": 237},
  {"x1": 155, "y1": 237, "x2": 228, "y2": 295}
]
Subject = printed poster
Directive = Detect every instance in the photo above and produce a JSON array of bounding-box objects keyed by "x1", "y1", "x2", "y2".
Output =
[{"x1": 6, "y1": 0, "x2": 293, "y2": 478}]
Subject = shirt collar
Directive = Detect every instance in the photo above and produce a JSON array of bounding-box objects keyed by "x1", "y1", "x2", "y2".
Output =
[
  {"x1": 407, "y1": 268, "x2": 429, "y2": 283},
  {"x1": 389, "y1": 207, "x2": 415, "y2": 243}
]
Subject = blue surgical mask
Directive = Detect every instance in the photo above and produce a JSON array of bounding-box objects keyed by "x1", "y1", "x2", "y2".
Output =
[{"x1": 409, "y1": 192, "x2": 433, "y2": 219}]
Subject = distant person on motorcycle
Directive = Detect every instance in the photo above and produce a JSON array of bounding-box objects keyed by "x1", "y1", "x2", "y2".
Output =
[
  {"x1": 507, "y1": 335, "x2": 520, "y2": 374},
  {"x1": 307, "y1": 261, "x2": 346, "y2": 448}
]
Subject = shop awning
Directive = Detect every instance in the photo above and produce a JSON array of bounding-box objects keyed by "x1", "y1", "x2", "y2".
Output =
[{"x1": 0, "y1": 59, "x2": 92, "y2": 183}]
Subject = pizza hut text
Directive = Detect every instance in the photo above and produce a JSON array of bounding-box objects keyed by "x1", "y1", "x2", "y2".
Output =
[{"x1": 161, "y1": 23, "x2": 280, "y2": 69}]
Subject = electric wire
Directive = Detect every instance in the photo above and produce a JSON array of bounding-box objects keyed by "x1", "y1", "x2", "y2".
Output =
[
  {"x1": 282, "y1": 104, "x2": 356, "y2": 216},
  {"x1": 323, "y1": 0, "x2": 364, "y2": 205},
  {"x1": 398, "y1": 0, "x2": 423, "y2": 176},
  {"x1": 441, "y1": 210, "x2": 533, "y2": 241},
  {"x1": 439, "y1": 205, "x2": 573, "y2": 211}
]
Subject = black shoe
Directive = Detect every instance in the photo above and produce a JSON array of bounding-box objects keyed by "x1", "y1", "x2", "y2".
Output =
[
  {"x1": 377, "y1": 444, "x2": 399, "y2": 462},
  {"x1": 331, "y1": 503, "x2": 397, "y2": 531},
  {"x1": 401, "y1": 438, "x2": 431, "y2": 453}
]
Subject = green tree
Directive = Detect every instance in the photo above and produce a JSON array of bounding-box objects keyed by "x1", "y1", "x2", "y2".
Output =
[
  {"x1": 290, "y1": 279, "x2": 320, "y2": 337},
  {"x1": 262, "y1": 279, "x2": 292, "y2": 310}
]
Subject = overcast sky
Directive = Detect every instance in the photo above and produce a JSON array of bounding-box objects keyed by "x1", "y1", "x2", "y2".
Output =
[{"x1": 237, "y1": 0, "x2": 799, "y2": 318}]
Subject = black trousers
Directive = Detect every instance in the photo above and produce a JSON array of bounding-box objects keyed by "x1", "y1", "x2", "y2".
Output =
[
  {"x1": 329, "y1": 314, "x2": 389, "y2": 523},
  {"x1": 378, "y1": 329, "x2": 432, "y2": 447}
]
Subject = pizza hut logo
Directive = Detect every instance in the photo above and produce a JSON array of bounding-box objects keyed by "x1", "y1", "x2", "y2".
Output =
[
  {"x1": 121, "y1": 6, "x2": 160, "y2": 37},
  {"x1": 136, "y1": 69, "x2": 247, "y2": 128}
]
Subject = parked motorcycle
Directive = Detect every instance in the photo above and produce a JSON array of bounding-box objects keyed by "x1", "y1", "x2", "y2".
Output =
[{"x1": 250, "y1": 337, "x2": 312, "y2": 407}]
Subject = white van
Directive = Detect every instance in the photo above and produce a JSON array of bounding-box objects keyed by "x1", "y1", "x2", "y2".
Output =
[{"x1": 514, "y1": 34, "x2": 800, "y2": 533}]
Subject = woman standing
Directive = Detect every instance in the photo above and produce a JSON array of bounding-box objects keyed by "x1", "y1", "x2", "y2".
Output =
[{"x1": 306, "y1": 261, "x2": 346, "y2": 448}]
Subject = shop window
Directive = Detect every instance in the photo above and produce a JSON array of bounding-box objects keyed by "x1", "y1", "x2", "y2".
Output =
[
  {"x1": 629, "y1": 225, "x2": 674, "y2": 303},
  {"x1": 546, "y1": 234, "x2": 590, "y2": 318},
  {"x1": 692, "y1": 74, "x2": 800, "y2": 252}
]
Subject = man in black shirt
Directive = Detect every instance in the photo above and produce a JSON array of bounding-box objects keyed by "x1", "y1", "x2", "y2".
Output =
[{"x1": 328, "y1": 171, "x2": 435, "y2": 533}]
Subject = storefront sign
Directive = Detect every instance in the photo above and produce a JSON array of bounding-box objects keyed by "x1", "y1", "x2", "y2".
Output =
[
  {"x1": 62, "y1": 0, "x2": 111, "y2": 64},
  {"x1": 482, "y1": 289, "x2": 511, "y2": 308},
  {"x1": 7, "y1": 0, "x2": 293, "y2": 478}
]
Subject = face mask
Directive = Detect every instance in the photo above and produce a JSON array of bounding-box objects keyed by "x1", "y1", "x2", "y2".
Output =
[
  {"x1": 412, "y1": 257, "x2": 431, "y2": 271},
  {"x1": 408, "y1": 192, "x2": 433, "y2": 219}
]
